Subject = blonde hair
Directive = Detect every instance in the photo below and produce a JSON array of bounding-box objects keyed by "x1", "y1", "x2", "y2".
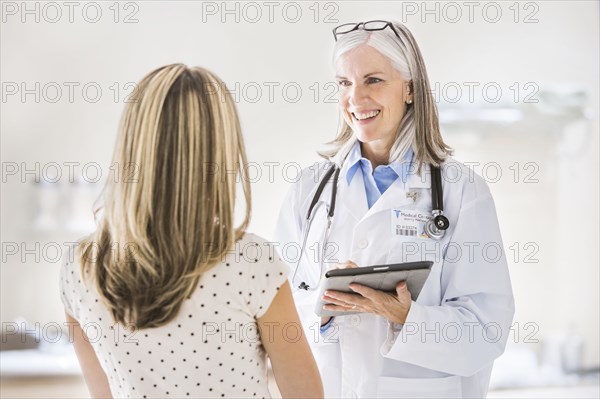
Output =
[
  {"x1": 322, "y1": 21, "x2": 452, "y2": 172},
  {"x1": 78, "y1": 64, "x2": 251, "y2": 329}
]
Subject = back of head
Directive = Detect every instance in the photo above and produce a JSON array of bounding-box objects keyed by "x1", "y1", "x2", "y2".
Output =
[{"x1": 80, "y1": 64, "x2": 251, "y2": 329}]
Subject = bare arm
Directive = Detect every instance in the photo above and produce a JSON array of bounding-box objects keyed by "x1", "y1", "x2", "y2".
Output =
[
  {"x1": 65, "y1": 312, "x2": 113, "y2": 399},
  {"x1": 258, "y1": 281, "x2": 324, "y2": 399}
]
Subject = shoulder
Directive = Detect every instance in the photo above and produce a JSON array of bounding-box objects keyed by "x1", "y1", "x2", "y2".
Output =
[
  {"x1": 59, "y1": 242, "x2": 88, "y2": 319},
  {"x1": 440, "y1": 157, "x2": 493, "y2": 206},
  {"x1": 300, "y1": 160, "x2": 332, "y2": 180},
  {"x1": 59, "y1": 240, "x2": 98, "y2": 292},
  {"x1": 233, "y1": 232, "x2": 287, "y2": 266},
  {"x1": 287, "y1": 160, "x2": 334, "y2": 197},
  {"x1": 292, "y1": 160, "x2": 332, "y2": 189},
  {"x1": 237, "y1": 232, "x2": 274, "y2": 250},
  {"x1": 277, "y1": 160, "x2": 334, "y2": 215},
  {"x1": 230, "y1": 232, "x2": 290, "y2": 286},
  {"x1": 60, "y1": 242, "x2": 83, "y2": 280}
]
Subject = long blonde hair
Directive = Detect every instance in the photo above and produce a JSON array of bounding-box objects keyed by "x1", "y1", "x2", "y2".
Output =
[
  {"x1": 322, "y1": 21, "x2": 452, "y2": 172},
  {"x1": 79, "y1": 64, "x2": 251, "y2": 329}
]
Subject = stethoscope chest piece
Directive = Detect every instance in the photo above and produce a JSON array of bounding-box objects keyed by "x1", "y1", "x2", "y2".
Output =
[
  {"x1": 434, "y1": 214, "x2": 449, "y2": 230},
  {"x1": 424, "y1": 211, "x2": 449, "y2": 240}
]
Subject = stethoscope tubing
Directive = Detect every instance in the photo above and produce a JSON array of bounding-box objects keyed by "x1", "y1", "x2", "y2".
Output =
[{"x1": 293, "y1": 160, "x2": 447, "y2": 290}]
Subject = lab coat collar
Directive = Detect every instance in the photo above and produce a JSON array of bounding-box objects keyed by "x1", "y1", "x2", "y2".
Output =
[
  {"x1": 345, "y1": 141, "x2": 414, "y2": 187},
  {"x1": 337, "y1": 152, "x2": 369, "y2": 222},
  {"x1": 338, "y1": 149, "x2": 431, "y2": 221},
  {"x1": 338, "y1": 144, "x2": 431, "y2": 190},
  {"x1": 367, "y1": 160, "x2": 431, "y2": 216},
  {"x1": 405, "y1": 155, "x2": 431, "y2": 189}
]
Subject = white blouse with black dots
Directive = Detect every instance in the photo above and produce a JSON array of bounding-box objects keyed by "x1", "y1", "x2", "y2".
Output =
[{"x1": 60, "y1": 233, "x2": 290, "y2": 399}]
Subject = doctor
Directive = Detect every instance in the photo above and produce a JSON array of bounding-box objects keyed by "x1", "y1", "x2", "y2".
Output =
[{"x1": 275, "y1": 20, "x2": 515, "y2": 398}]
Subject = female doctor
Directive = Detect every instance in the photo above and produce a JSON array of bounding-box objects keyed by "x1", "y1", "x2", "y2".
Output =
[{"x1": 275, "y1": 20, "x2": 515, "y2": 398}]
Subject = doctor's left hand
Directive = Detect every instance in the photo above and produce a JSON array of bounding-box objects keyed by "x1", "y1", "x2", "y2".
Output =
[{"x1": 323, "y1": 281, "x2": 412, "y2": 324}]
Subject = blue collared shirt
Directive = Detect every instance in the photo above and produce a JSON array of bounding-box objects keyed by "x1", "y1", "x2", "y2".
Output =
[
  {"x1": 320, "y1": 142, "x2": 413, "y2": 334},
  {"x1": 345, "y1": 141, "x2": 413, "y2": 209}
]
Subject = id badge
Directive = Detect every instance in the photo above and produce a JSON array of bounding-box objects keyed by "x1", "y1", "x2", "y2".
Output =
[{"x1": 391, "y1": 209, "x2": 432, "y2": 238}]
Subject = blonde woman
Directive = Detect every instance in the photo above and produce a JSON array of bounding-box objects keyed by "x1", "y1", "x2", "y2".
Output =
[
  {"x1": 60, "y1": 64, "x2": 323, "y2": 398},
  {"x1": 275, "y1": 21, "x2": 514, "y2": 398}
]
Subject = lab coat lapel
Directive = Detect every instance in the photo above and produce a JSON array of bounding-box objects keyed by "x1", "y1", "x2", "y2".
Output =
[
  {"x1": 337, "y1": 162, "x2": 369, "y2": 222},
  {"x1": 406, "y1": 161, "x2": 431, "y2": 190},
  {"x1": 365, "y1": 162, "x2": 431, "y2": 216},
  {"x1": 366, "y1": 179, "x2": 412, "y2": 216}
]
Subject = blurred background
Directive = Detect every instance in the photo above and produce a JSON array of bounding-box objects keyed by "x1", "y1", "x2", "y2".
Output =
[{"x1": 1, "y1": 0, "x2": 598, "y2": 397}]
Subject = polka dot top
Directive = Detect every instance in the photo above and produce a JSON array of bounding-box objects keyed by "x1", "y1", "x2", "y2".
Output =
[{"x1": 60, "y1": 233, "x2": 290, "y2": 398}]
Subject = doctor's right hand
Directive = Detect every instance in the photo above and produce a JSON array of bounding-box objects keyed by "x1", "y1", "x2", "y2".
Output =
[{"x1": 320, "y1": 261, "x2": 359, "y2": 326}]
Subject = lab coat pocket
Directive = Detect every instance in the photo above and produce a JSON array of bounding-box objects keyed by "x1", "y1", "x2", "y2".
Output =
[{"x1": 376, "y1": 375, "x2": 462, "y2": 398}]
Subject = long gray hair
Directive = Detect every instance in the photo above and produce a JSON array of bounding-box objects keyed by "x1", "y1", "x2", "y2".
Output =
[{"x1": 321, "y1": 21, "x2": 452, "y2": 173}]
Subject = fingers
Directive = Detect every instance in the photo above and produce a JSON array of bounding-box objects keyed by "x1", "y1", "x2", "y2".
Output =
[
  {"x1": 323, "y1": 291, "x2": 364, "y2": 308},
  {"x1": 322, "y1": 295, "x2": 358, "y2": 312},
  {"x1": 396, "y1": 280, "x2": 407, "y2": 291},
  {"x1": 333, "y1": 260, "x2": 359, "y2": 269},
  {"x1": 396, "y1": 280, "x2": 411, "y2": 300},
  {"x1": 348, "y1": 283, "x2": 379, "y2": 300},
  {"x1": 322, "y1": 294, "x2": 355, "y2": 309},
  {"x1": 323, "y1": 304, "x2": 360, "y2": 312}
]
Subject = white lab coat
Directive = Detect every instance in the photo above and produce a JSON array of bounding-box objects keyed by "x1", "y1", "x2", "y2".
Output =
[{"x1": 274, "y1": 156, "x2": 515, "y2": 398}]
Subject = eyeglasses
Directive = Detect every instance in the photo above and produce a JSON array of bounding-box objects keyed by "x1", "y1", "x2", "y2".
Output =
[{"x1": 332, "y1": 20, "x2": 403, "y2": 44}]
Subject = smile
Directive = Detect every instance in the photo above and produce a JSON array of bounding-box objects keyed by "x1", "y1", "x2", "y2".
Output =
[{"x1": 352, "y1": 110, "x2": 380, "y2": 121}]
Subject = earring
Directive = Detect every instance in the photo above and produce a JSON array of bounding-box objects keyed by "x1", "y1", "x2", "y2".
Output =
[{"x1": 406, "y1": 99, "x2": 413, "y2": 104}]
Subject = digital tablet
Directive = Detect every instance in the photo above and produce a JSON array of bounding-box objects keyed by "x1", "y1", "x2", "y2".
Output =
[{"x1": 315, "y1": 261, "x2": 433, "y2": 317}]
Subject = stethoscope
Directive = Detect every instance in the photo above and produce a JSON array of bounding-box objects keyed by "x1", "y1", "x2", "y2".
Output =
[{"x1": 292, "y1": 161, "x2": 449, "y2": 291}]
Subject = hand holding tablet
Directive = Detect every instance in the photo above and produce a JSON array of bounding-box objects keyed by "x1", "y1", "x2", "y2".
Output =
[{"x1": 316, "y1": 261, "x2": 433, "y2": 317}]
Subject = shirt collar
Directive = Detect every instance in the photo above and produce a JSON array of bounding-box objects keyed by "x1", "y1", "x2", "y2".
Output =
[{"x1": 345, "y1": 141, "x2": 413, "y2": 184}]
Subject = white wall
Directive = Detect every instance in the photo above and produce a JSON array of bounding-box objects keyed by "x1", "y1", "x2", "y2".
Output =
[{"x1": 1, "y1": 0, "x2": 598, "y2": 372}]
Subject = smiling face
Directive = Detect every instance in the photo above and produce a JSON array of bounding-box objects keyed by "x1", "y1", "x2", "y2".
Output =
[{"x1": 336, "y1": 44, "x2": 412, "y2": 155}]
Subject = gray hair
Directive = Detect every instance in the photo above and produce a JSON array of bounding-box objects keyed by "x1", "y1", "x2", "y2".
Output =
[{"x1": 322, "y1": 21, "x2": 452, "y2": 172}]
